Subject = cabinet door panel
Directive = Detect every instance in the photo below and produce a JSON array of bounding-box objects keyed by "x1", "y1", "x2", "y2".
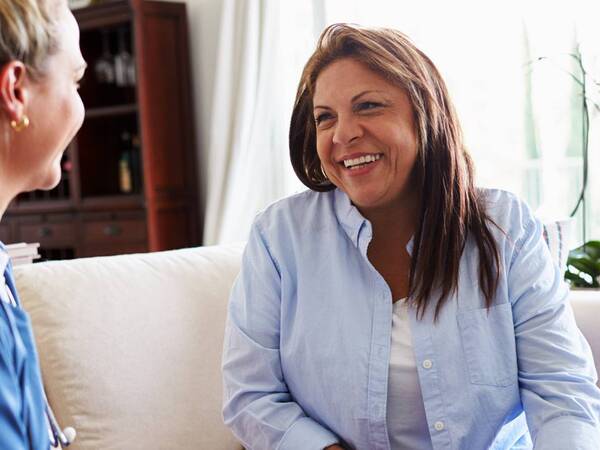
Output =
[
  {"x1": 82, "y1": 219, "x2": 147, "y2": 245},
  {"x1": 135, "y1": 1, "x2": 198, "y2": 249}
]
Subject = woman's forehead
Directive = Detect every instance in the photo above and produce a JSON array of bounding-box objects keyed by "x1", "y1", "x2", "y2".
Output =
[{"x1": 313, "y1": 58, "x2": 405, "y2": 104}]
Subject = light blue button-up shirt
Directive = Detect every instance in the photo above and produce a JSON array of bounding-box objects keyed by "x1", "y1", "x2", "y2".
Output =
[{"x1": 222, "y1": 188, "x2": 600, "y2": 449}]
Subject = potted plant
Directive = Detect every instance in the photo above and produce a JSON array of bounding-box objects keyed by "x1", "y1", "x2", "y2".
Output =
[{"x1": 565, "y1": 241, "x2": 600, "y2": 289}]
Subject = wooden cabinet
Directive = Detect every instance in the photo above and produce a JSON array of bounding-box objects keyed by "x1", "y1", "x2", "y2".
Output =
[{"x1": 4, "y1": 0, "x2": 200, "y2": 260}]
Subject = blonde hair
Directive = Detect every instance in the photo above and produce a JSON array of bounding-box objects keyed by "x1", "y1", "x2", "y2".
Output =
[{"x1": 0, "y1": 0, "x2": 62, "y2": 78}]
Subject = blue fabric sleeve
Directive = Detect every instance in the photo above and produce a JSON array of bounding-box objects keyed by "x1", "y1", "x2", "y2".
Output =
[
  {"x1": 0, "y1": 308, "x2": 28, "y2": 450},
  {"x1": 222, "y1": 221, "x2": 339, "y2": 449},
  {"x1": 509, "y1": 209, "x2": 600, "y2": 448}
]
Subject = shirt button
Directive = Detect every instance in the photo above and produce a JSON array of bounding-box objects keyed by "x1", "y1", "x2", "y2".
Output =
[
  {"x1": 434, "y1": 421, "x2": 445, "y2": 431},
  {"x1": 422, "y1": 359, "x2": 433, "y2": 369}
]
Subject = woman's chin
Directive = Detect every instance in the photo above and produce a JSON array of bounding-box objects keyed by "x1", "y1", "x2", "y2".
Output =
[
  {"x1": 27, "y1": 169, "x2": 62, "y2": 192},
  {"x1": 346, "y1": 189, "x2": 387, "y2": 210}
]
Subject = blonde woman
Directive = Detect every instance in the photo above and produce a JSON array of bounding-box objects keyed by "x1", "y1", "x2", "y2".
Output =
[
  {"x1": 222, "y1": 24, "x2": 600, "y2": 449},
  {"x1": 0, "y1": 0, "x2": 85, "y2": 447}
]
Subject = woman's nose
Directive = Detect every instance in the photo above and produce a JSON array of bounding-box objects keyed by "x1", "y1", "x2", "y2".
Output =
[{"x1": 332, "y1": 114, "x2": 363, "y2": 146}]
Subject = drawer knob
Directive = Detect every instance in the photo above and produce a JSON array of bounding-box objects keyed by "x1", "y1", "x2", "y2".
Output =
[
  {"x1": 103, "y1": 224, "x2": 122, "y2": 236},
  {"x1": 39, "y1": 226, "x2": 52, "y2": 237}
]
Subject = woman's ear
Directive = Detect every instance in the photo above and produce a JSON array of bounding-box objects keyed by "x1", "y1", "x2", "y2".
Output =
[{"x1": 0, "y1": 61, "x2": 28, "y2": 123}]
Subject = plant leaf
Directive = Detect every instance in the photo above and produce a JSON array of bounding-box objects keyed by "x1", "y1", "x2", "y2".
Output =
[
  {"x1": 567, "y1": 256, "x2": 597, "y2": 275},
  {"x1": 564, "y1": 270, "x2": 593, "y2": 287}
]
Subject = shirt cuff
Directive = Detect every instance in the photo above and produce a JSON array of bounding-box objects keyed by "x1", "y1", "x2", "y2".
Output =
[
  {"x1": 278, "y1": 417, "x2": 339, "y2": 450},
  {"x1": 533, "y1": 416, "x2": 600, "y2": 449}
]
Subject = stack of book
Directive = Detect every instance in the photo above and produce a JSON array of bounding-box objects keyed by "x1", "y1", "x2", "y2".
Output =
[{"x1": 5, "y1": 242, "x2": 41, "y2": 266}]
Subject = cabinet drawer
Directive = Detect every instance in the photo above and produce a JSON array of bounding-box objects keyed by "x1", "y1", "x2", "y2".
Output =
[
  {"x1": 82, "y1": 219, "x2": 147, "y2": 245},
  {"x1": 18, "y1": 222, "x2": 76, "y2": 246}
]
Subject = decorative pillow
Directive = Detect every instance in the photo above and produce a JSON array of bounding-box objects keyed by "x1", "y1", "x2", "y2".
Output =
[{"x1": 542, "y1": 219, "x2": 572, "y2": 273}]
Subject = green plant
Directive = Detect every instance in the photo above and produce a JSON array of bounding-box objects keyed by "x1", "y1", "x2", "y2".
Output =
[{"x1": 565, "y1": 240, "x2": 600, "y2": 288}]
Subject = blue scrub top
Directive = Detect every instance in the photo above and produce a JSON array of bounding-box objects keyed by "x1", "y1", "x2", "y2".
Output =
[{"x1": 0, "y1": 253, "x2": 50, "y2": 450}]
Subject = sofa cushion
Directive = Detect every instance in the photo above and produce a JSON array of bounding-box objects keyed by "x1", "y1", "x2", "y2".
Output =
[{"x1": 14, "y1": 244, "x2": 244, "y2": 450}]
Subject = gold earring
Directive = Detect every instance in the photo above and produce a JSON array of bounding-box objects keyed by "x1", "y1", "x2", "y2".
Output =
[{"x1": 10, "y1": 115, "x2": 30, "y2": 132}]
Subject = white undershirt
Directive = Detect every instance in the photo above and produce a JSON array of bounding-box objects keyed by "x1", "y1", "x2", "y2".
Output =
[{"x1": 386, "y1": 299, "x2": 433, "y2": 449}]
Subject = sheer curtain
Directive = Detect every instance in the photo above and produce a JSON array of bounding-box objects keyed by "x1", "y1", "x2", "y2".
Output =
[
  {"x1": 202, "y1": 0, "x2": 319, "y2": 244},
  {"x1": 204, "y1": 0, "x2": 600, "y2": 246}
]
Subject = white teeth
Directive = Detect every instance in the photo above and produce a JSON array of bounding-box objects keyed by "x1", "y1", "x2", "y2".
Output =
[{"x1": 343, "y1": 153, "x2": 381, "y2": 168}]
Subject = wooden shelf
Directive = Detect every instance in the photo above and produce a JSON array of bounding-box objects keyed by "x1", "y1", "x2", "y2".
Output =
[
  {"x1": 6, "y1": 200, "x2": 75, "y2": 215},
  {"x1": 85, "y1": 103, "x2": 138, "y2": 119},
  {"x1": 81, "y1": 195, "x2": 145, "y2": 211},
  {"x1": 2, "y1": 0, "x2": 200, "y2": 260}
]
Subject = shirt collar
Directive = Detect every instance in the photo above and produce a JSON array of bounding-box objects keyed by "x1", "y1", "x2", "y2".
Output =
[
  {"x1": 333, "y1": 188, "x2": 368, "y2": 249},
  {"x1": 332, "y1": 188, "x2": 414, "y2": 256}
]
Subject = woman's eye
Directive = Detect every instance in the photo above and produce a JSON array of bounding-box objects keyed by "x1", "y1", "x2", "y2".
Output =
[
  {"x1": 315, "y1": 113, "x2": 333, "y2": 125},
  {"x1": 356, "y1": 101, "x2": 382, "y2": 111}
]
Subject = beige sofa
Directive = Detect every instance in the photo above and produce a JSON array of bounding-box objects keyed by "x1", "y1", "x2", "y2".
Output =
[
  {"x1": 14, "y1": 244, "x2": 245, "y2": 450},
  {"x1": 12, "y1": 244, "x2": 600, "y2": 449}
]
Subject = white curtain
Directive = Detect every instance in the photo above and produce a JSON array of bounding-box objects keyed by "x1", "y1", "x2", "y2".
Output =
[{"x1": 202, "y1": 0, "x2": 319, "y2": 245}]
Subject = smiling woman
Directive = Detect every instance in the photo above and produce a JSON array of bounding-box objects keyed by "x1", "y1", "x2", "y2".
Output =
[
  {"x1": 0, "y1": 0, "x2": 84, "y2": 447},
  {"x1": 222, "y1": 23, "x2": 600, "y2": 450}
]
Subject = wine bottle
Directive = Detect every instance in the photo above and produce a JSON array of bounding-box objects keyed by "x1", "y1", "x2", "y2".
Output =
[{"x1": 119, "y1": 132, "x2": 133, "y2": 194}]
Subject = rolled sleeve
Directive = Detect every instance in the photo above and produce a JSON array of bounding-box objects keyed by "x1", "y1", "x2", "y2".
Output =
[
  {"x1": 222, "y1": 221, "x2": 339, "y2": 449},
  {"x1": 509, "y1": 212, "x2": 600, "y2": 448},
  {"x1": 279, "y1": 417, "x2": 339, "y2": 449},
  {"x1": 533, "y1": 416, "x2": 600, "y2": 449}
]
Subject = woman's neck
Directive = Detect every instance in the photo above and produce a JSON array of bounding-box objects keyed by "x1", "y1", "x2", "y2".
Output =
[
  {"x1": 358, "y1": 191, "x2": 421, "y2": 245},
  {"x1": 0, "y1": 154, "x2": 18, "y2": 220}
]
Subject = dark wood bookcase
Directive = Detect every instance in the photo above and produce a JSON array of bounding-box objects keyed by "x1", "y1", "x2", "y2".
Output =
[{"x1": 1, "y1": 0, "x2": 200, "y2": 260}]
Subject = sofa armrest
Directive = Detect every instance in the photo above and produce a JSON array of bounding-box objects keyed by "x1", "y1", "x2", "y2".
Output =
[{"x1": 569, "y1": 289, "x2": 600, "y2": 385}]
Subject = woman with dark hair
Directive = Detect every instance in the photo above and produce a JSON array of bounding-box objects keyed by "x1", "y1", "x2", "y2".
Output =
[
  {"x1": 0, "y1": 0, "x2": 85, "y2": 447},
  {"x1": 222, "y1": 24, "x2": 600, "y2": 449}
]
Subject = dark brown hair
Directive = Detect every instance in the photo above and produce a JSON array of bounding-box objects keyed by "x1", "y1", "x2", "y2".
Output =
[{"x1": 289, "y1": 23, "x2": 501, "y2": 319}]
